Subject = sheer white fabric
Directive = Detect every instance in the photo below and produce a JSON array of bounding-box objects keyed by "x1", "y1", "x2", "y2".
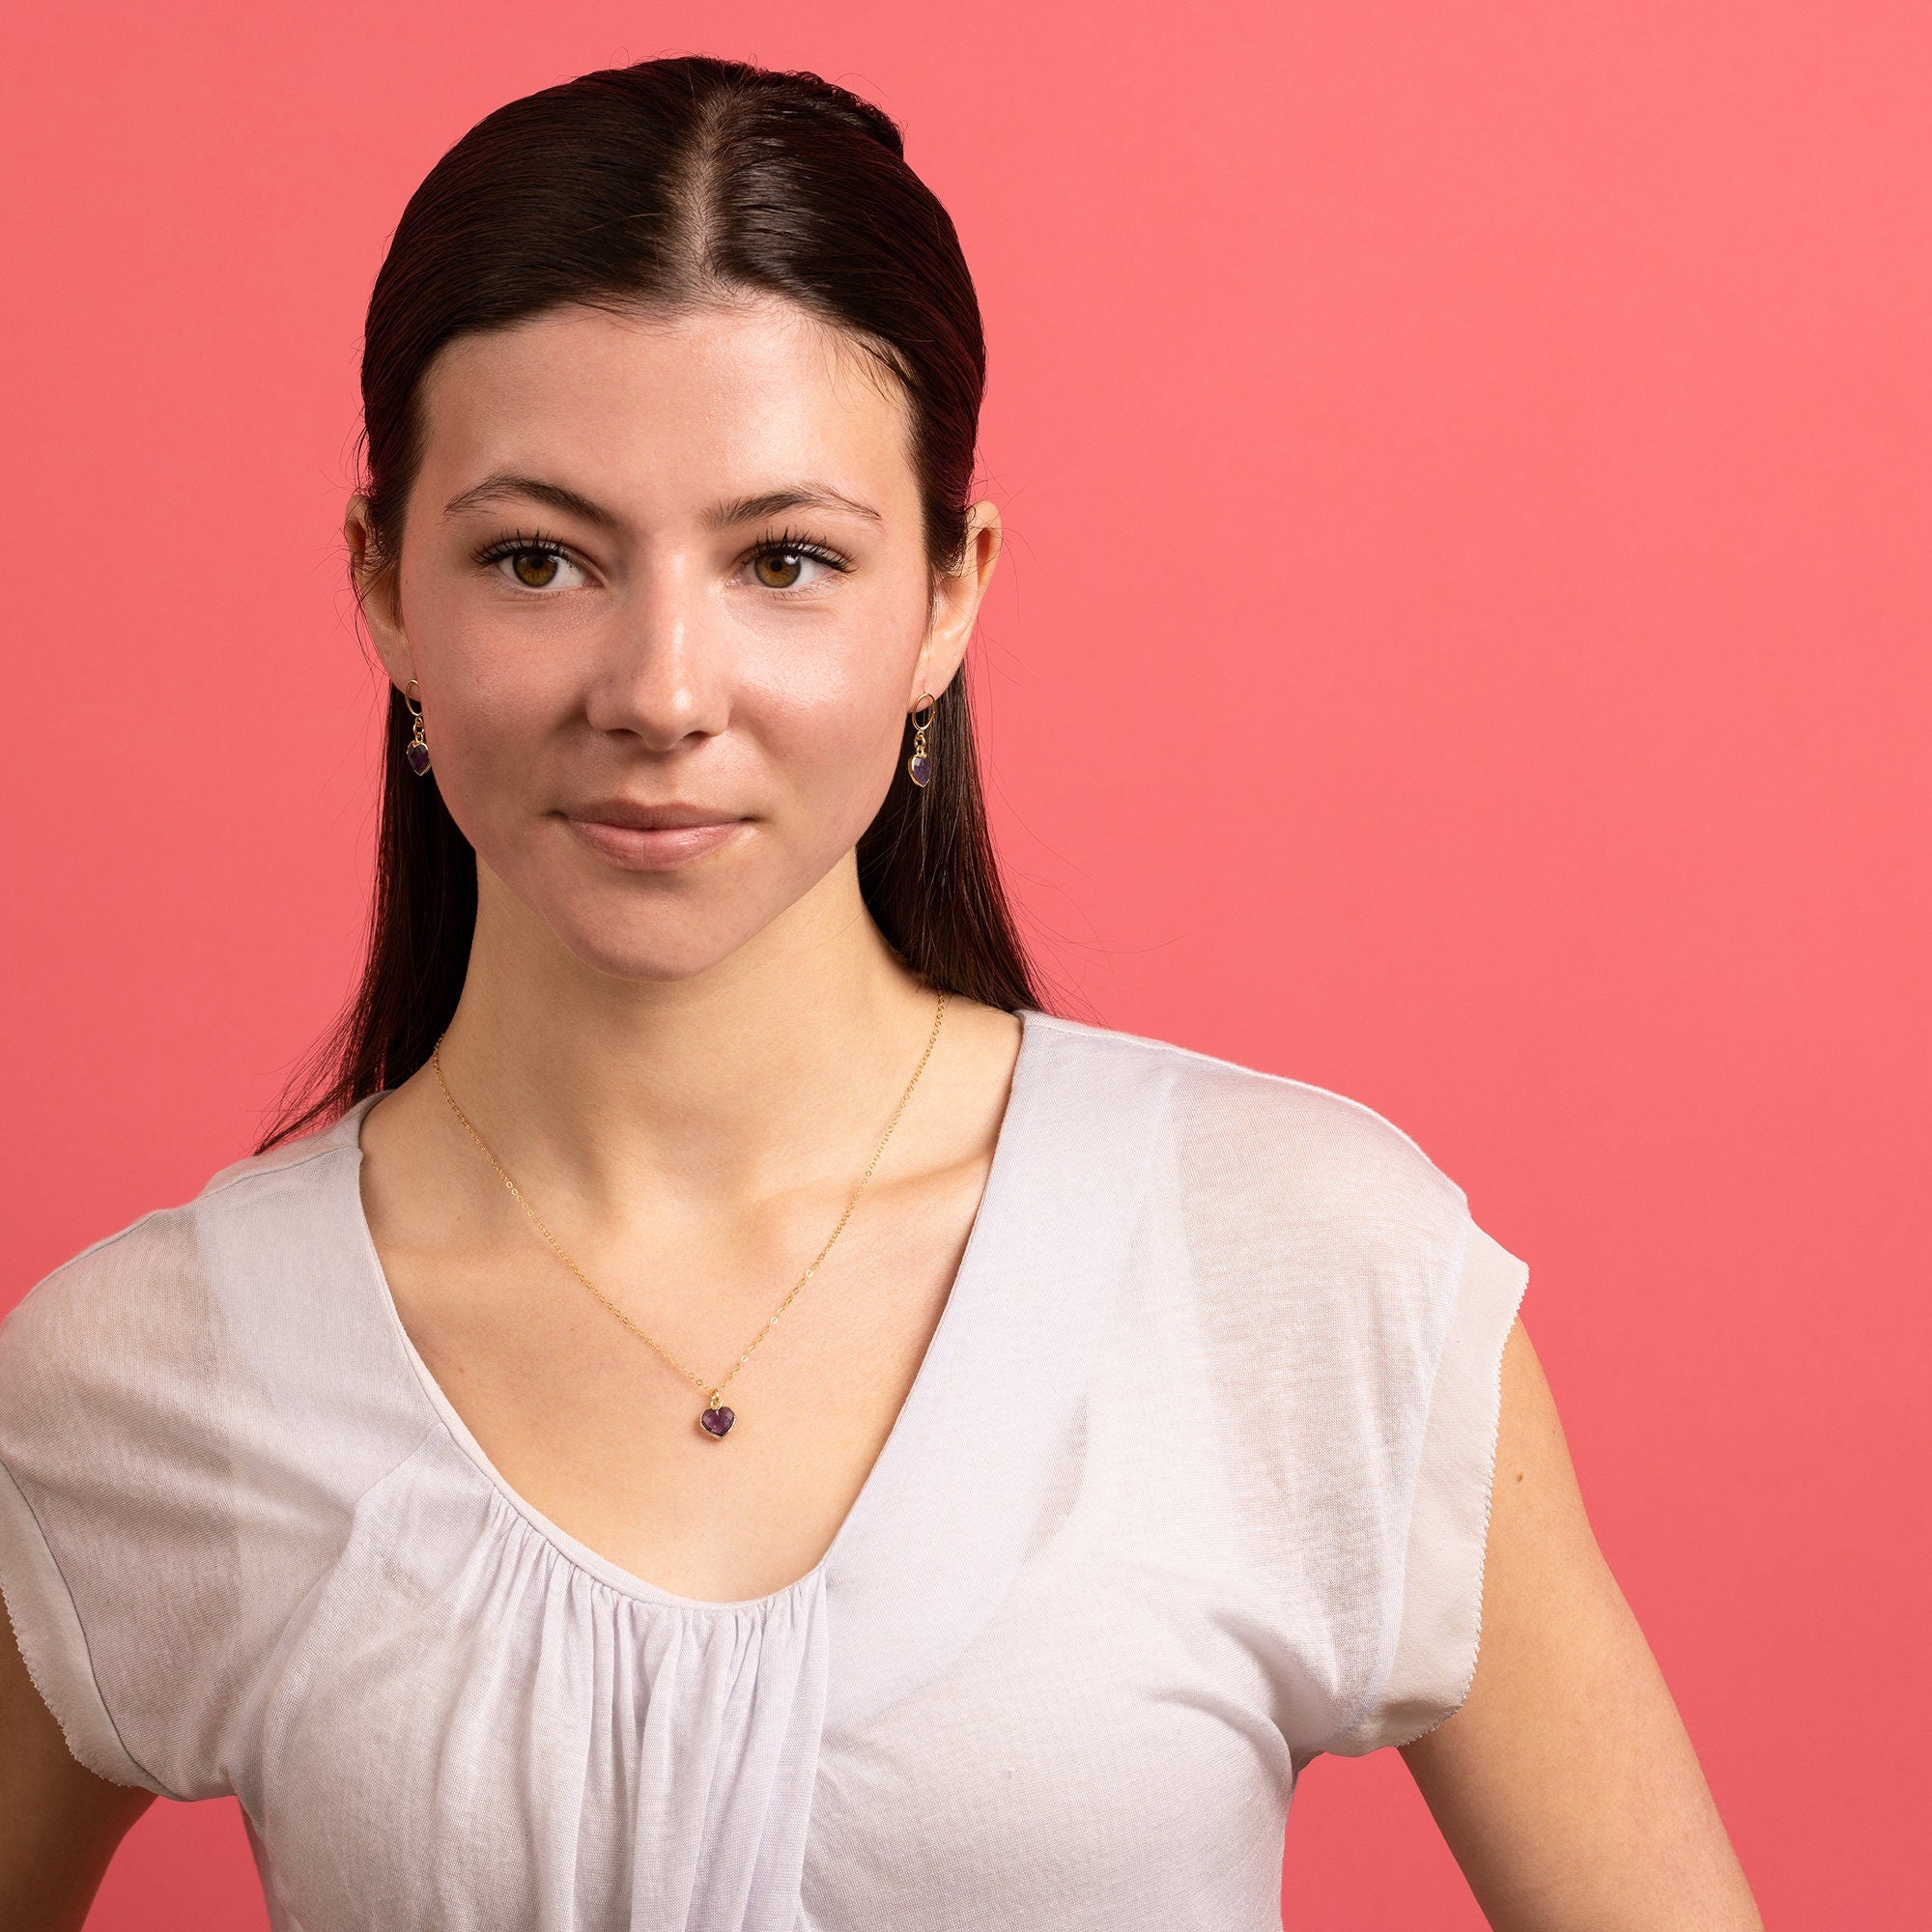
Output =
[{"x1": 0, "y1": 1009, "x2": 1528, "y2": 1930}]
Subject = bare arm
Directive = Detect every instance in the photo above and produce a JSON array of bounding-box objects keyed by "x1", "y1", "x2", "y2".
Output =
[
  {"x1": 0, "y1": 1604, "x2": 152, "y2": 1932},
  {"x1": 1400, "y1": 1318, "x2": 1761, "y2": 1930}
]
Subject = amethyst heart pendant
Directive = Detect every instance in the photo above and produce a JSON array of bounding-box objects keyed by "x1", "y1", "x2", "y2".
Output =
[{"x1": 698, "y1": 1405, "x2": 735, "y2": 1438}]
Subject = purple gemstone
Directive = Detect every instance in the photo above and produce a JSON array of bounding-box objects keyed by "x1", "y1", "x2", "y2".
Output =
[
  {"x1": 699, "y1": 1406, "x2": 735, "y2": 1438},
  {"x1": 907, "y1": 753, "x2": 932, "y2": 788},
  {"x1": 406, "y1": 742, "x2": 432, "y2": 777}
]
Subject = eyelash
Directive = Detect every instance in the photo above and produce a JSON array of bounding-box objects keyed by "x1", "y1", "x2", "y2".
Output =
[
  {"x1": 750, "y1": 526, "x2": 855, "y2": 586},
  {"x1": 470, "y1": 526, "x2": 855, "y2": 595},
  {"x1": 472, "y1": 529, "x2": 575, "y2": 582}
]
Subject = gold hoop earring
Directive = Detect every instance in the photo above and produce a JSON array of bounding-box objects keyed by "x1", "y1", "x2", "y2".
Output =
[
  {"x1": 907, "y1": 691, "x2": 937, "y2": 788},
  {"x1": 404, "y1": 680, "x2": 431, "y2": 777}
]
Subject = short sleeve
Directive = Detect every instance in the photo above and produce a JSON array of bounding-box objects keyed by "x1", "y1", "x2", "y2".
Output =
[
  {"x1": 1157, "y1": 1045, "x2": 1533, "y2": 1766},
  {"x1": 0, "y1": 1206, "x2": 247, "y2": 1799},
  {"x1": 1319, "y1": 1214, "x2": 1531, "y2": 1756},
  {"x1": 0, "y1": 1128, "x2": 456, "y2": 1804},
  {"x1": 0, "y1": 1451, "x2": 156, "y2": 1787}
]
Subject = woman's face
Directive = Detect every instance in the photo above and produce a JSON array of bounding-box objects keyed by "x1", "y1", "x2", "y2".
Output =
[{"x1": 348, "y1": 298, "x2": 998, "y2": 983}]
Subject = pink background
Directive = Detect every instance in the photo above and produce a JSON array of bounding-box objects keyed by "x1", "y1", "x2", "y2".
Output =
[{"x1": 3, "y1": 4, "x2": 1925, "y2": 1924}]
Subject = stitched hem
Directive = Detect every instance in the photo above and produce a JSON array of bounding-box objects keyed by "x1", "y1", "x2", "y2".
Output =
[
  {"x1": 0, "y1": 1456, "x2": 174, "y2": 1795},
  {"x1": 1383, "y1": 1247, "x2": 1533, "y2": 1753},
  {"x1": 1313, "y1": 1218, "x2": 1532, "y2": 1758}
]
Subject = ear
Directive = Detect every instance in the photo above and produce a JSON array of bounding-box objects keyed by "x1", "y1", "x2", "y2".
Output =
[
  {"x1": 344, "y1": 493, "x2": 414, "y2": 692},
  {"x1": 911, "y1": 500, "x2": 1003, "y2": 705}
]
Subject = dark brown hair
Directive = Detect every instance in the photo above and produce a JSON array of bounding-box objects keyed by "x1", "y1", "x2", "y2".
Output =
[{"x1": 259, "y1": 55, "x2": 1045, "y2": 1150}]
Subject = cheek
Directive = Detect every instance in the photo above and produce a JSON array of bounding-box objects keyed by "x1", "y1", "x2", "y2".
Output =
[
  {"x1": 403, "y1": 556, "x2": 581, "y2": 753},
  {"x1": 443, "y1": 644, "x2": 576, "y2": 749},
  {"x1": 432, "y1": 645, "x2": 577, "y2": 814},
  {"x1": 409, "y1": 631, "x2": 585, "y2": 875},
  {"x1": 733, "y1": 606, "x2": 924, "y2": 824},
  {"x1": 749, "y1": 647, "x2": 895, "y2": 774}
]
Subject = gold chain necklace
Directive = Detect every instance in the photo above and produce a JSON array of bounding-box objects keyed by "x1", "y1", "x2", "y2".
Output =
[{"x1": 429, "y1": 990, "x2": 949, "y2": 1441}]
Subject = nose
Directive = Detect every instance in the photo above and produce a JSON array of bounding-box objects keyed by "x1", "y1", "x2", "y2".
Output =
[{"x1": 581, "y1": 550, "x2": 732, "y2": 751}]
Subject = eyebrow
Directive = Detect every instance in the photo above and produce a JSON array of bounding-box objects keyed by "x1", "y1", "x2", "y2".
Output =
[
  {"x1": 442, "y1": 472, "x2": 884, "y2": 531},
  {"x1": 442, "y1": 473, "x2": 624, "y2": 530},
  {"x1": 709, "y1": 487, "x2": 884, "y2": 528}
]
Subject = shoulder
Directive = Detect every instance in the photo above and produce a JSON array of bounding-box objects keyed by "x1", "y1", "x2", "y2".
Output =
[
  {"x1": 1024, "y1": 1009, "x2": 1469, "y2": 1248},
  {"x1": 0, "y1": 1109, "x2": 366, "y2": 1389},
  {"x1": 0, "y1": 1094, "x2": 423, "y2": 1593},
  {"x1": 0, "y1": 1115, "x2": 378, "y2": 1569},
  {"x1": 0, "y1": 1107, "x2": 397, "y2": 1512}
]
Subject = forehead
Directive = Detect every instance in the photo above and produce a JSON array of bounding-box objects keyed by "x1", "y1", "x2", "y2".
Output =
[{"x1": 414, "y1": 299, "x2": 917, "y2": 512}]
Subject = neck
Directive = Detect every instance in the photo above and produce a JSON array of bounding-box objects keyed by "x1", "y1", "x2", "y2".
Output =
[{"x1": 431, "y1": 852, "x2": 944, "y2": 1217}]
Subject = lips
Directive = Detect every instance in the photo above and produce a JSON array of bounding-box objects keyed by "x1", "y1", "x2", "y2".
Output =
[
  {"x1": 567, "y1": 799, "x2": 745, "y2": 831},
  {"x1": 559, "y1": 800, "x2": 750, "y2": 871}
]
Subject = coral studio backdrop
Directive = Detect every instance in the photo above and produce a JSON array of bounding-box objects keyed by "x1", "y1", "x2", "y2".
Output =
[{"x1": 2, "y1": 4, "x2": 1923, "y2": 1927}]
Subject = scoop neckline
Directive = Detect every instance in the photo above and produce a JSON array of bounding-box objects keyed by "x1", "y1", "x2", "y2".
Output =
[{"x1": 335, "y1": 1004, "x2": 1047, "y2": 1616}]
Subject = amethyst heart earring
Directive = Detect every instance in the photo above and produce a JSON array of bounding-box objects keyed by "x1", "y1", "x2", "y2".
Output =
[
  {"x1": 906, "y1": 691, "x2": 937, "y2": 788},
  {"x1": 404, "y1": 680, "x2": 432, "y2": 777}
]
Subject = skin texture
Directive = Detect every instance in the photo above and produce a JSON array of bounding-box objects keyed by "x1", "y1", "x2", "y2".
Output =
[
  {"x1": 1400, "y1": 1321, "x2": 1763, "y2": 1929},
  {"x1": 0, "y1": 1618, "x2": 153, "y2": 1931},
  {"x1": 1, "y1": 297, "x2": 1761, "y2": 1927}
]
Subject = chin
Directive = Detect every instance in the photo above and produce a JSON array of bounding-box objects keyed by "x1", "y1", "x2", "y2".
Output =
[
  {"x1": 472, "y1": 827, "x2": 781, "y2": 984},
  {"x1": 477, "y1": 820, "x2": 861, "y2": 985},
  {"x1": 541, "y1": 903, "x2": 767, "y2": 984}
]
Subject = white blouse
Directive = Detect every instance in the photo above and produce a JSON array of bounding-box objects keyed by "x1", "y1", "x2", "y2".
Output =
[{"x1": 0, "y1": 1009, "x2": 1529, "y2": 1931}]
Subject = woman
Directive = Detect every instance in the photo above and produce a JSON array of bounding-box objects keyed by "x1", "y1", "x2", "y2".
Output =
[{"x1": 0, "y1": 54, "x2": 1759, "y2": 1932}]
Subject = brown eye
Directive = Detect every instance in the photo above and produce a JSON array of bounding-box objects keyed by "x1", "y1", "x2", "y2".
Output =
[
  {"x1": 753, "y1": 549, "x2": 806, "y2": 589},
  {"x1": 481, "y1": 537, "x2": 585, "y2": 593}
]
